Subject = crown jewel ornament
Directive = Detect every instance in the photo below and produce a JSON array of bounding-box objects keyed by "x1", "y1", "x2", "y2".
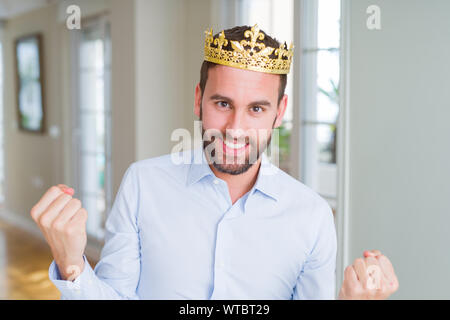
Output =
[{"x1": 204, "y1": 24, "x2": 294, "y2": 75}]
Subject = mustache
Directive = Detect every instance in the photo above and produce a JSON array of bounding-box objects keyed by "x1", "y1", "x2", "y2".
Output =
[{"x1": 202, "y1": 128, "x2": 259, "y2": 146}]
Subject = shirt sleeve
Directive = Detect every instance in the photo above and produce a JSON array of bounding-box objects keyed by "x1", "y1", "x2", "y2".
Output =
[
  {"x1": 48, "y1": 163, "x2": 141, "y2": 300},
  {"x1": 292, "y1": 201, "x2": 337, "y2": 300}
]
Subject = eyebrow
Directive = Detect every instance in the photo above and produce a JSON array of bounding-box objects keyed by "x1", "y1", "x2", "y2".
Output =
[{"x1": 209, "y1": 94, "x2": 272, "y2": 107}]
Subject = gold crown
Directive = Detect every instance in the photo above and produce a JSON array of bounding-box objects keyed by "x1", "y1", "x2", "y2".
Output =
[{"x1": 204, "y1": 24, "x2": 294, "y2": 75}]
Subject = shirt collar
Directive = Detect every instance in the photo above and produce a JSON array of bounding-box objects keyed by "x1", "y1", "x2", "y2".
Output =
[
  {"x1": 186, "y1": 148, "x2": 280, "y2": 202},
  {"x1": 186, "y1": 148, "x2": 215, "y2": 186},
  {"x1": 252, "y1": 152, "x2": 280, "y2": 202}
]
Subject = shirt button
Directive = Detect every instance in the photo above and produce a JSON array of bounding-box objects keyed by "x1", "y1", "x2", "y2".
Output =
[{"x1": 213, "y1": 179, "x2": 219, "y2": 185}]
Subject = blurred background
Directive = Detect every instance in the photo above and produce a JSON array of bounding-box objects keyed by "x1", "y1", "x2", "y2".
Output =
[{"x1": 0, "y1": 0, "x2": 448, "y2": 299}]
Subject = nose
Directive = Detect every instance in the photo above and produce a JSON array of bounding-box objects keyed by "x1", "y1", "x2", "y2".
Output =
[
  {"x1": 226, "y1": 109, "x2": 246, "y2": 135},
  {"x1": 225, "y1": 110, "x2": 248, "y2": 143}
]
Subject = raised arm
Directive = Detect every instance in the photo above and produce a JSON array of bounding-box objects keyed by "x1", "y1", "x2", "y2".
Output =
[{"x1": 31, "y1": 164, "x2": 141, "y2": 299}]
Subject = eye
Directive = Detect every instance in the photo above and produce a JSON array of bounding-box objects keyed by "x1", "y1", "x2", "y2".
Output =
[
  {"x1": 251, "y1": 106, "x2": 264, "y2": 113},
  {"x1": 216, "y1": 101, "x2": 229, "y2": 108}
]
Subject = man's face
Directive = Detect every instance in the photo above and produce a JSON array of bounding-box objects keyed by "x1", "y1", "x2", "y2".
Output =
[{"x1": 194, "y1": 65, "x2": 287, "y2": 175}]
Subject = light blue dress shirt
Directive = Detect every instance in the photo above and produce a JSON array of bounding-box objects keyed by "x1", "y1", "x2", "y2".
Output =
[{"x1": 49, "y1": 148, "x2": 337, "y2": 299}]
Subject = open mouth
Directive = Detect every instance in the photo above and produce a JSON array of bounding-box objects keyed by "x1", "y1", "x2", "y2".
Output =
[{"x1": 221, "y1": 139, "x2": 250, "y2": 156}]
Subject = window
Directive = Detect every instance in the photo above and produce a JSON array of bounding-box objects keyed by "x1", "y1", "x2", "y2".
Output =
[
  {"x1": 237, "y1": 0, "x2": 294, "y2": 174},
  {"x1": 300, "y1": 0, "x2": 340, "y2": 210},
  {"x1": 236, "y1": 0, "x2": 340, "y2": 209},
  {"x1": 72, "y1": 18, "x2": 111, "y2": 241}
]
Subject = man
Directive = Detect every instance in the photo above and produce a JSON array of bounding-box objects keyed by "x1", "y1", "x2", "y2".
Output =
[{"x1": 31, "y1": 25, "x2": 398, "y2": 299}]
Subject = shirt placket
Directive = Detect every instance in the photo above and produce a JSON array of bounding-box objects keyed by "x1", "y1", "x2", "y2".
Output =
[{"x1": 209, "y1": 178, "x2": 242, "y2": 299}]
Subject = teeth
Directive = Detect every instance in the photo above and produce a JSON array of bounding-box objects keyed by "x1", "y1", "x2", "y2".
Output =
[{"x1": 224, "y1": 140, "x2": 246, "y2": 149}]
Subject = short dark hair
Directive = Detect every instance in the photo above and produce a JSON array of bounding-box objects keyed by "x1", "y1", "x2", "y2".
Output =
[{"x1": 199, "y1": 25, "x2": 288, "y2": 105}]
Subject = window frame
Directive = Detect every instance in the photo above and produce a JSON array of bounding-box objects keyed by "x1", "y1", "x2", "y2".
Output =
[
  {"x1": 70, "y1": 15, "x2": 112, "y2": 244},
  {"x1": 0, "y1": 35, "x2": 4, "y2": 203}
]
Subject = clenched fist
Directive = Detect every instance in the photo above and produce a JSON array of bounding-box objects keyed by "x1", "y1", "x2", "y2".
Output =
[
  {"x1": 338, "y1": 250, "x2": 399, "y2": 300},
  {"x1": 30, "y1": 184, "x2": 87, "y2": 281}
]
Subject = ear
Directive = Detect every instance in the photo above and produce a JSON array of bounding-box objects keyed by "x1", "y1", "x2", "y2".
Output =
[
  {"x1": 273, "y1": 94, "x2": 288, "y2": 128},
  {"x1": 194, "y1": 83, "x2": 202, "y2": 118}
]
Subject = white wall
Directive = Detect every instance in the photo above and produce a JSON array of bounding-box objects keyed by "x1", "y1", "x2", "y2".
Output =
[
  {"x1": 346, "y1": 0, "x2": 450, "y2": 299},
  {"x1": 109, "y1": 0, "x2": 136, "y2": 195},
  {"x1": 134, "y1": 0, "x2": 211, "y2": 160}
]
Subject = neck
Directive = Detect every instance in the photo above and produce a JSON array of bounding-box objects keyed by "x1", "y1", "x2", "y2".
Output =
[{"x1": 208, "y1": 156, "x2": 262, "y2": 205}]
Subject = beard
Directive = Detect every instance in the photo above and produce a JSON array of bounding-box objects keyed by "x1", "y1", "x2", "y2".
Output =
[{"x1": 200, "y1": 105, "x2": 274, "y2": 175}]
